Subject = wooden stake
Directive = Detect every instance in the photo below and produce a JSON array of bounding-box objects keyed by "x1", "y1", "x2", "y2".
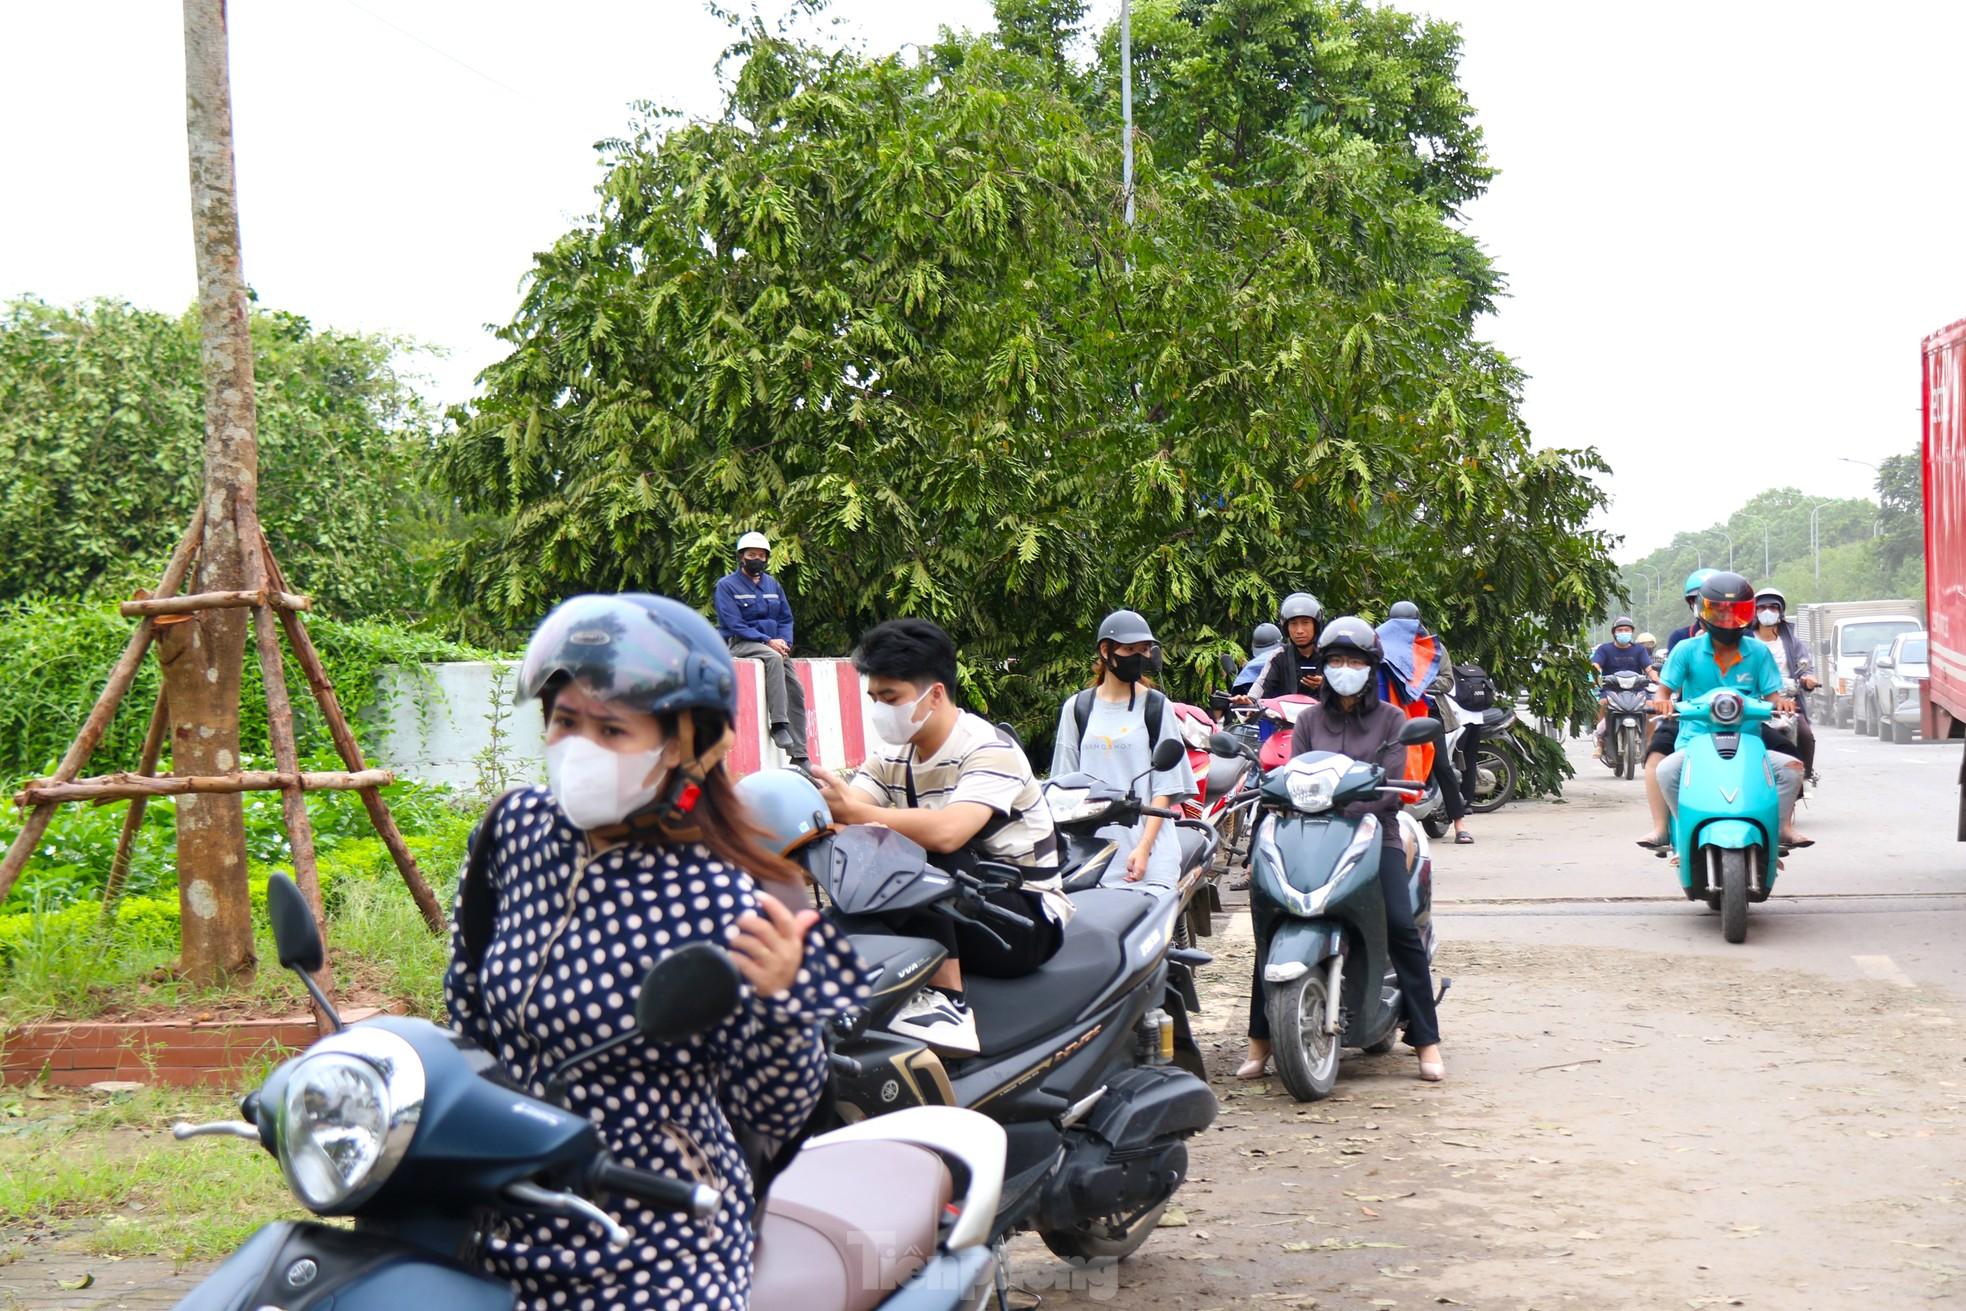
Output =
[
  {"x1": 100, "y1": 688, "x2": 171, "y2": 922},
  {"x1": 260, "y1": 535, "x2": 445, "y2": 934},
  {"x1": 249, "y1": 556, "x2": 325, "y2": 929},
  {"x1": 0, "y1": 508, "x2": 205, "y2": 904},
  {"x1": 16, "y1": 769, "x2": 395, "y2": 807},
  {"x1": 121, "y1": 589, "x2": 310, "y2": 617}
]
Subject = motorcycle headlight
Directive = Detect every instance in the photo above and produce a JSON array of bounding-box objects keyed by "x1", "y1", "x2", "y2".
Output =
[{"x1": 276, "y1": 1026, "x2": 424, "y2": 1212}]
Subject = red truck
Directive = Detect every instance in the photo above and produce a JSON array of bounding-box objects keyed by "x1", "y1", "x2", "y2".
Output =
[{"x1": 1921, "y1": 318, "x2": 1966, "y2": 838}]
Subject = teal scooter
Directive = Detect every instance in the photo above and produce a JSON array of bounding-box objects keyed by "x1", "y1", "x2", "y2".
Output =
[{"x1": 1668, "y1": 688, "x2": 1788, "y2": 943}]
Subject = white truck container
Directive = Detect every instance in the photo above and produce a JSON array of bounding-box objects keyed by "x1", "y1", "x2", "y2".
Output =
[{"x1": 1793, "y1": 600, "x2": 1924, "y2": 726}]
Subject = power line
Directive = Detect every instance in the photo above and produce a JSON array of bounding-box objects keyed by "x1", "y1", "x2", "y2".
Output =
[{"x1": 333, "y1": 0, "x2": 529, "y2": 99}]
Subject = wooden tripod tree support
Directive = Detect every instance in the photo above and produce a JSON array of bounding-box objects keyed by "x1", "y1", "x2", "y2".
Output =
[{"x1": 0, "y1": 510, "x2": 448, "y2": 982}]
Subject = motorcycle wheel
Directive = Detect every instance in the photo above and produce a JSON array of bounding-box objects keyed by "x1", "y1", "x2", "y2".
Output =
[
  {"x1": 1468, "y1": 748, "x2": 1517, "y2": 814},
  {"x1": 1039, "y1": 1198, "x2": 1171, "y2": 1265},
  {"x1": 1623, "y1": 729, "x2": 1642, "y2": 781},
  {"x1": 1266, "y1": 974, "x2": 1341, "y2": 1102},
  {"x1": 1421, "y1": 813, "x2": 1449, "y2": 840},
  {"x1": 1719, "y1": 849, "x2": 1749, "y2": 944}
]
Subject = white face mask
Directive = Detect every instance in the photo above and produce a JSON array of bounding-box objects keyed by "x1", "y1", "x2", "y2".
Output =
[
  {"x1": 868, "y1": 687, "x2": 934, "y2": 745},
  {"x1": 545, "y1": 734, "x2": 665, "y2": 831},
  {"x1": 1324, "y1": 665, "x2": 1372, "y2": 697},
  {"x1": 1758, "y1": 608, "x2": 1782, "y2": 627}
]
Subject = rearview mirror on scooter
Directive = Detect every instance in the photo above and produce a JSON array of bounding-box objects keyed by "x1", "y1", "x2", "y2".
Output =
[
  {"x1": 637, "y1": 942, "x2": 744, "y2": 1043},
  {"x1": 1397, "y1": 717, "x2": 1440, "y2": 746},
  {"x1": 265, "y1": 872, "x2": 341, "y2": 1030},
  {"x1": 1208, "y1": 730, "x2": 1246, "y2": 758},
  {"x1": 1218, "y1": 651, "x2": 1241, "y2": 678},
  {"x1": 1150, "y1": 737, "x2": 1187, "y2": 773}
]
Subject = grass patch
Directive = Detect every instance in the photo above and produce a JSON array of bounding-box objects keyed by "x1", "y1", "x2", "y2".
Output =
[{"x1": 0, "y1": 1084, "x2": 307, "y2": 1260}]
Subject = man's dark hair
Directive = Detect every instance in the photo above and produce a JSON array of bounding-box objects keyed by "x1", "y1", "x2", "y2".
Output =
[{"x1": 853, "y1": 618, "x2": 959, "y2": 697}]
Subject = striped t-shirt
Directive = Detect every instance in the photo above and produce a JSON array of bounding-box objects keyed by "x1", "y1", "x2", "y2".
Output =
[{"x1": 849, "y1": 711, "x2": 1072, "y2": 926}]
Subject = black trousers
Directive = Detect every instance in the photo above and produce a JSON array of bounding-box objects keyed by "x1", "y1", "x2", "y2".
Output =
[
  {"x1": 1455, "y1": 725, "x2": 1484, "y2": 808},
  {"x1": 887, "y1": 886, "x2": 1063, "y2": 980},
  {"x1": 1421, "y1": 709, "x2": 1469, "y2": 822},
  {"x1": 1248, "y1": 843, "x2": 1441, "y2": 1047}
]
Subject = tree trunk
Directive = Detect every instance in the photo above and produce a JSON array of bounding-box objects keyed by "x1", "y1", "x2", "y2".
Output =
[{"x1": 173, "y1": 0, "x2": 258, "y2": 988}]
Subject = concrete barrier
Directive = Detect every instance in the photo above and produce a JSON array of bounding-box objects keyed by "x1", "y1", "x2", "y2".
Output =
[{"x1": 370, "y1": 657, "x2": 876, "y2": 793}]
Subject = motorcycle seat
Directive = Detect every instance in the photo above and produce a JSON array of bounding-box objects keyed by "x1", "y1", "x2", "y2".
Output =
[
  {"x1": 965, "y1": 888, "x2": 1160, "y2": 1056},
  {"x1": 1479, "y1": 706, "x2": 1513, "y2": 728},
  {"x1": 752, "y1": 1138, "x2": 952, "y2": 1311},
  {"x1": 1175, "y1": 825, "x2": 1208, "y2": 873}
]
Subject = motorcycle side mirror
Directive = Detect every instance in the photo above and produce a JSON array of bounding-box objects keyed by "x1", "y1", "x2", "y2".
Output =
[
  {"x1": 1397, "y1": 717, "x2": 1440, "y2": 746},
  {"x1": 265, "y1": 873, "x2": 341, "y2": 1031},
  {"x1": 267, "y1": 873, "x2": 323, "y2": 974},
  {"x1": 636, "y1": 942, "x2": 743, "y2": 1044},
  {"x1": 1218, "y1": 651, "x2": 1241, "y2": 678},
  {"x1": 1208, "y1": 730, "x2": 1243, "y2": 757},
  {"x1": 1150, "y1": 737, "x2": 1187, "y2": 773}
]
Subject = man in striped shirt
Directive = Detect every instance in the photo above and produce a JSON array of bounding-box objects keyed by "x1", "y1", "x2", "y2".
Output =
[{"x1": 815, "y1": 618, "x2": 1065, "y2": 1056}]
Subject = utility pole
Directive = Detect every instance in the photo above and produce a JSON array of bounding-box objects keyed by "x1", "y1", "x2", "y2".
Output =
[
  {"x1": 1808, "y1": 500, "x2": 1836, "y2": 588},
  {"x1": 1120, "y1": 0, "x2": 1135, "y2": 228},
  {"x1": 173, "y1": 0, "x2": 258, "y2": 985}
]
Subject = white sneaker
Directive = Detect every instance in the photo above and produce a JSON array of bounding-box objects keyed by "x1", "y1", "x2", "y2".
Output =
[{"x1": 890, "y1": 988, "x2": 979, "y2": 1056}]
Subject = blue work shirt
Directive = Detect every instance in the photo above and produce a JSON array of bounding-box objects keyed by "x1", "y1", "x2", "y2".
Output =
[
  {"x1": 1666, "y1": 622, "x2": 1702, "y2": 653},
  {"x1": 1591, "y1": 642, "x2": 1653, "y2": 677},
  {"x1": 712, "y1": 570, "x2": 794, "y2": 645},
  {"x1": 1660, "y1": 633, "x2": 1782, "y2": 751}
]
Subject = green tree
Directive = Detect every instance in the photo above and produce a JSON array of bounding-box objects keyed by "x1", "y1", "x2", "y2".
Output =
[
  {"x1": 0, "y1": 298, "x2": 446, "y2": 621},
  {"x1": 436, "y1": 10, "x2": 1619, "y2": 750},
  {"x1": 1876, "y1": 450, "x2": 1923, "y2": 574}
]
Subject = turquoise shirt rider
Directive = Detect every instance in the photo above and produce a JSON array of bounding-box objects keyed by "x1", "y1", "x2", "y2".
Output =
[{"x1": 1659, "y1": 632, "x2": 1783, "y2": 751}]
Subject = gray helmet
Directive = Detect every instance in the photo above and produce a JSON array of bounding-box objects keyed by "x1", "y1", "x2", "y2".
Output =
[
  {"x1": 1754, "y1": 587, "x2": 1787, "y2": 611},
  {"x1": 1278, "y1": 592, "x2": 1323, "y2": 624},
  {"x1": 1315, "y1": 615, "x2": 1383, "y2": 665},
  {"x1": 1612, "y1": 615, "x2": 1636, "y2": 631},
  {"x1": 734, "y1": 768, "x2": 831, "y2": 855},
  {"x1": 1388, "y1": 600, "x2": 1421, "y2": 622},
  {"x1": 518, "y1": 593, "x2": 736, "y2": 718},
  {"x1": 1252, "y1": 622, "x2": 1282, "y2": 648},
  {"x1": 1097, "y1": 609, "x2": 1157, "y2": 646}
]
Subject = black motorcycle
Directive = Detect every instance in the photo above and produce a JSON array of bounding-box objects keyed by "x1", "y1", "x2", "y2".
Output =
[
  {"x1": 171, "y1": 875, "x2": 1006, "y2": 1311},
  {"x1": 798, "y1": 812, "x2": 1217, "y2": 1266},
  {"x1": 1600, "y1": 671, "x2": 1654, "y2": 780}
]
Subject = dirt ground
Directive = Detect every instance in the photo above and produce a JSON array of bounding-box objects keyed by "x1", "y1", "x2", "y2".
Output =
[{"x1": 1006, "y1": 911, "x2": 1966, "y2": 1310}]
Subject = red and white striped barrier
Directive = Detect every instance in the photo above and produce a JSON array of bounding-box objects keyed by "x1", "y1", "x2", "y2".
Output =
[{"x1": 729, "y1": 658, "x2": 876, "y2": 776}]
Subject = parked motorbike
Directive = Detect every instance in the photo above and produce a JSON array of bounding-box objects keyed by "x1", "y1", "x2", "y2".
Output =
[
  {"x1": 1207, "y1": 719, "x2": 1444, "y2": 1101},
  {"x1": 797, "y1": 810, "x2": 1217, "y2": 1264},
  {"x1": 1667, "y1": 689, "x2": 1802, "y2": 944},
  {"x1": 1045, "y1": 737, "x2": 1222, "y2": 937},
  {"x1": 171, "y1": 876, "x2": 1006, "y2": 1311},
  {"x1": 1457, "y1": 699, "x2": 1522, "y2": 813},
  {"x1": 1599, "y1": 672, "x2": 1654, "y2": 780}
]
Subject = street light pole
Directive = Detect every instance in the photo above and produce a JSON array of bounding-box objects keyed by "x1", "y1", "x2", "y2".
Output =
[
  {"x1": 1807, "y1": 500, "x2": 1836, "y2": 587},
  {"x1": 1120, "y1": 0, "x2": 1134, "y2": 229},
  {"x1": 1713, "y1": 528, "x2": 1735, "y2": 571}
]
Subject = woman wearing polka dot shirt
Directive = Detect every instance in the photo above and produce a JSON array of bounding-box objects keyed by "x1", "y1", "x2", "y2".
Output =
[{"x1": 444, "y1": 594, "x2": 867, "y2": 1311}]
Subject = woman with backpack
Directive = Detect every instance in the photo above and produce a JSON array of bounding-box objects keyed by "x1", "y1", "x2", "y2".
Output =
[
  {"x1": 444, "y1": 593, "x2": 868, "y2": 1311},
  {"x1": 1049, "y1": 609, "x2": 1198, "y2": 885}
]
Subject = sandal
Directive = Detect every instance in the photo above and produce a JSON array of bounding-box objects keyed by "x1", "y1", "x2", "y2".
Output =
[
  {"x1": 1453, "y1": 830, "x2": 1475, "y2": 845},
  {"x1": 1635, "y1": 835, "x2": 1669, "y2": 850},
  {"x1": 1235, "y1": 1058, "x2": 1270, "y2": 1081}
]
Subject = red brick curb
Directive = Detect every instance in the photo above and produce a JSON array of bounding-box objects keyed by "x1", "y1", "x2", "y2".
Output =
[{"x1": 1, "y1": 1007, "x2": 386, "y2": 1087}]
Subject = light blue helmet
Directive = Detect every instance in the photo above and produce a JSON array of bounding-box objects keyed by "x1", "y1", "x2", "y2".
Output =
[{"x1": 734, "y1": 768, "x2": 832, "y2": 856}]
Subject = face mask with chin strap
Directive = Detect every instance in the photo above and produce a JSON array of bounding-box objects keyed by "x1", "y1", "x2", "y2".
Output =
[
  {"x1": 1758, "y1": 608, "x2": 1782, "y2": 627},
  {"x1": 548, "y1": 712, "x2": 735, "y2": 842},
  {"x1": 1324, "y1": 664, "x2": 1373, "y2": 697},
  {"x1": 1709, "y1": 626, "x2": 1746, "y2": 648},
  {"x1": 869, "y1": 687, "x2": 935, "y2": 746},
  {"x1": 741, "y1": 558, "x2": 767, "y2": 579}
]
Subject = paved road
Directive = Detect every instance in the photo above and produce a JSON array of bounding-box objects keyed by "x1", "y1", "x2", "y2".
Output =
[{"x1": 1443, "y1": 726, "x2": 1966, "y2": 997}]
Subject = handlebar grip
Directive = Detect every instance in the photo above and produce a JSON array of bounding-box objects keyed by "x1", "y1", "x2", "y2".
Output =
[
  {"x1": 588, "y1": 1160, "x2": 721, "y2": 1220},
  {"x1": 1140, "y1": 805, "x2": 1183, "y2": 821},
  {"x1": 977, "y1": 899, "x2": 1035, "y2": 932},
  {"x1": 1385, "y1": 780, "x2": 1426, "y2": 790}
]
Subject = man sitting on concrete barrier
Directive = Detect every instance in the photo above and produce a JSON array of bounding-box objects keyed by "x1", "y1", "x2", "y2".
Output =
[{"x1": 713, "y1": 530, "x2": 809, "y2": 765}]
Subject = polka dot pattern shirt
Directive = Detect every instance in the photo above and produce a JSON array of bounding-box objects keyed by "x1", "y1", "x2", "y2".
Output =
[{"x1": 444, "y1": 787, "x2": 866, "y2": 1311}]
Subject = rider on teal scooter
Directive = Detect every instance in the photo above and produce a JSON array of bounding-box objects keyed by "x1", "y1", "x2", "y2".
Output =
[{"x1": 1653, "y1": 572, "x2": 1813, "y2": 871}]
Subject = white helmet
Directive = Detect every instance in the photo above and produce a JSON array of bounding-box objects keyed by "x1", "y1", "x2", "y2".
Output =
[{"x1": 736, "y1": 531, "x2": 771, "y2": 555}]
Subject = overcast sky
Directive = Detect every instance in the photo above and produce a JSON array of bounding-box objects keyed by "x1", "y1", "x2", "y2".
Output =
[{"x1": 3, "y1": 1, "x2": 1960, "y2": 560}]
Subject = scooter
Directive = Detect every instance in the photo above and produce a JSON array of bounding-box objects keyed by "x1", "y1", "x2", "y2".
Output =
[
  {"x1": 1207, "y1": 719, "x2": 1443, "y2": 1101},
  {"x1": 1667, "y1": 689, "x2": 1798, "y2": 944},
  {"x1": 797, "y1": 799, "x2": 1217, "y2": 1266},
  {"x1": 172, "y1": 875, "x2": 1006, "y2": 1311},
  {"x1": 1599, "y1": 671, "x2": 1654, "y2": 780}
]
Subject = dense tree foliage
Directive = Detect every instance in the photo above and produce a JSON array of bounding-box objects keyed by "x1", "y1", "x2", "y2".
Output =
[
  {"x1": 436, "y1": 1, "x2": 1621, "y2": 745},
  {"x1": 0, "y1": 298, "x2": 447, "y2": 620}
]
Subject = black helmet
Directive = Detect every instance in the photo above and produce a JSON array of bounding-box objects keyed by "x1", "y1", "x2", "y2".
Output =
[
  {"x1": 1315, "y1": 615, "x2": 1383, "y2": 665},
  {"x1": 1387, "y1": 600, "x2": 1421, "y2": 622},
  {"x1": 1696, "y1": 571, "x2": 1756, "y2": 631},
  {"x1": 519, "y1": 593, "x2": 737, "y2": 718},
  {"x1": 1279, "y1": 592, "x2": 1323, "y2": 624},
  {"x1": 1096, "y1": 609, "x2": 1157, "y2": 646},
  {"x1": 1252, "y1": 622, "x2": 1282, "y2": 648}
]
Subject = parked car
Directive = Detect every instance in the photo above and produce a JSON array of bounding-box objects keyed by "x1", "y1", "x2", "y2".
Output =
[{"x1": 1855, "y1": 631, "x2": 1931, "y2": 742}]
